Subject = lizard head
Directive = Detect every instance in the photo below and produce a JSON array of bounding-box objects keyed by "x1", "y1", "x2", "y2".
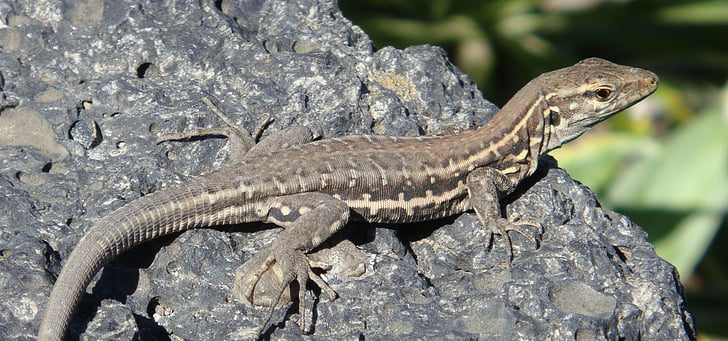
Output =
[{"x1": 538, "y1": 57, "x2": 659, "y2": 151}]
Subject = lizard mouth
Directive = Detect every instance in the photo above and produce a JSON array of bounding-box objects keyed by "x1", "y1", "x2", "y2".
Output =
[{"x1": 573, "y1": 113, "x2": 611, "y2": 129}]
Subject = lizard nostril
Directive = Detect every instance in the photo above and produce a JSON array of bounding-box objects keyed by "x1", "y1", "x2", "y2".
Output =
[
  {"x1": 648, "y1": 73, "x2": 659, "y2": 86},
  {"x1": 642, "y1": 73, "x2": 659, "y2": 89}
]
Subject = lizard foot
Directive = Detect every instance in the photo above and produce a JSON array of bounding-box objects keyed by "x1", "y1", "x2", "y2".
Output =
[
  {"x1": 233, "y1": 247, "x2": 336, "y2": 334},
  {"x1": 484, "y1": 213, "x2": 543, "y2": 263},
  {"x1": 155, "y1": 97, "x2": 272, "y2": 156}
]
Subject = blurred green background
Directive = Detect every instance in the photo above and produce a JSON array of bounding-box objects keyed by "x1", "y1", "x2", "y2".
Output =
[{"x1": 340, "y1": 0, "x2": 728, "y2": 339}]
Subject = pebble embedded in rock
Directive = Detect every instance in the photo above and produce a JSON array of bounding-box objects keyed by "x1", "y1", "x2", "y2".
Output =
[{"x1": 69, "y1": 119, "x2": 102, "y2": 149}]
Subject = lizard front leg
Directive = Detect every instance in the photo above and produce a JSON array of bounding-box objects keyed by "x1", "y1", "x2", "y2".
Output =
[
  {"x1": 466, "y1": 167, "x2": 542, "y2": 262},
  {"x1": 234, "y1": 192, "x2": 348, "y2": 334}
]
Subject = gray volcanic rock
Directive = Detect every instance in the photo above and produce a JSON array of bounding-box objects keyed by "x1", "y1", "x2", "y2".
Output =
[{"x1": 0, "y1": 0, "x2": 693, "y2": 340}]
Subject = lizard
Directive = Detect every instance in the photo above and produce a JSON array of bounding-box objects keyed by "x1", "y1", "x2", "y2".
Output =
[{"x1": 37, "y1": 57, "x2": 658, "y2": 340}]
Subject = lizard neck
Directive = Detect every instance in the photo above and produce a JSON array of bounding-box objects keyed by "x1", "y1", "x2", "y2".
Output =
[{"x1": 439, "y1": 82, "x2": 552, "y2": 181}]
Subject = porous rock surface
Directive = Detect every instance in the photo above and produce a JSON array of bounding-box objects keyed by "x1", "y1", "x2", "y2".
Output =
[{"x1": 0, "y1": 0, "x2": 694, "y2": 340}]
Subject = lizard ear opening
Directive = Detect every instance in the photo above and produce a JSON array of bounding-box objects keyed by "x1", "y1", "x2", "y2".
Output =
[{"x1": 549, "y1": 110, "x2": 561, "y2": 127}]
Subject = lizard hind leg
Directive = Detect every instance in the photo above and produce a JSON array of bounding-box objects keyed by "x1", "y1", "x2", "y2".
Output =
[
  {"x1": 156, "y1": 96, "x2": 314, "y2": 160},
  {"x1": 233, "y1": 193, "x2": 347, "y2": 334},
  {"x1": 155, "y1": 97, "x2": 266, "y2": 157}
]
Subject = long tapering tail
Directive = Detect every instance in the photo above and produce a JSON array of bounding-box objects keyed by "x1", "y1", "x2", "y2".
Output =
[{"x1": 37, "y1": 178, "x2": 246, "y2": 340}]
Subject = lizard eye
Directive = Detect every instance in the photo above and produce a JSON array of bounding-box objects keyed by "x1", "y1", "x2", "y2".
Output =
[{"x1": 594, "y1": 87, "x2": 612, "y2": 101}]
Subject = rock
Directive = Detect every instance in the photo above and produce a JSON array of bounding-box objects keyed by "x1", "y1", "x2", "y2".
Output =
[
  {"x1": 0, "y1": 0, "x2": 694, "y2": 340},
  {"x1": 69, "y1": 119, "x2": 102, "y2": 150}
]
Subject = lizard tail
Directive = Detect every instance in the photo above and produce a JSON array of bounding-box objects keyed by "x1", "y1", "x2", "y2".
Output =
[{"x1": 37, "y1": 179, "x2": 247, "y2": 340}]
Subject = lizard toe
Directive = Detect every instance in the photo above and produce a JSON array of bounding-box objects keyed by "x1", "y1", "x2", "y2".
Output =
[
  {"x1": 256, "y1": 247, "x2": 334, "y2": 334},
  {"x1": 234, "y1": 244, "x2": 336, "y2": 335},
  {"x1": 484, "y1": 216, "x2": 543, "y2": 262}
]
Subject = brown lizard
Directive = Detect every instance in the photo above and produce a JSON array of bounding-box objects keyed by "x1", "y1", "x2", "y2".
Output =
[{"x1": 37, "y1": 57, "x2": 658, "y2": 340}]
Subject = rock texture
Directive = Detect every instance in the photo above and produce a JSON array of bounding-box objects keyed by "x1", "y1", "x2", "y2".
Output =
[{"x1": 0, "y1": 0, "x2": 694, "y2": 340}]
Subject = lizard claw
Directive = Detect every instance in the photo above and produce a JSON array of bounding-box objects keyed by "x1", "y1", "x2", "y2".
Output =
[
  {"x1": 233, "y1": 247, "x2": 337, "y2": 335},
  {"x1": 257, "y1": 249, "x2": 336, "y2": 334},
  {"x1": 508, "y1": 212, "x2": 544, "y2": 239},
  {"x1": 484, "y1": 213, "x2": 542, "y2": 263}
]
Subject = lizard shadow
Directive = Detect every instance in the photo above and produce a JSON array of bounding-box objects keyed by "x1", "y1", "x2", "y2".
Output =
[
  {"x1": 256, "y1": 162, "x2": 554, "y2": 337},
  {"x1": 66, "y1": 222, "x2": 275, "y2": 340},
  {"x1": 66, "y1": 221, "x2": 279, "y2": 340},
  {"x1": 68, "y1": 234, "x2": 177, "y2": 341},
  {"x1": 65, "y1": 162, "x2": 553, "y2": 340},
  {"x1": 395, "y1": 159, "x2": 553, "y2": 259}
]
